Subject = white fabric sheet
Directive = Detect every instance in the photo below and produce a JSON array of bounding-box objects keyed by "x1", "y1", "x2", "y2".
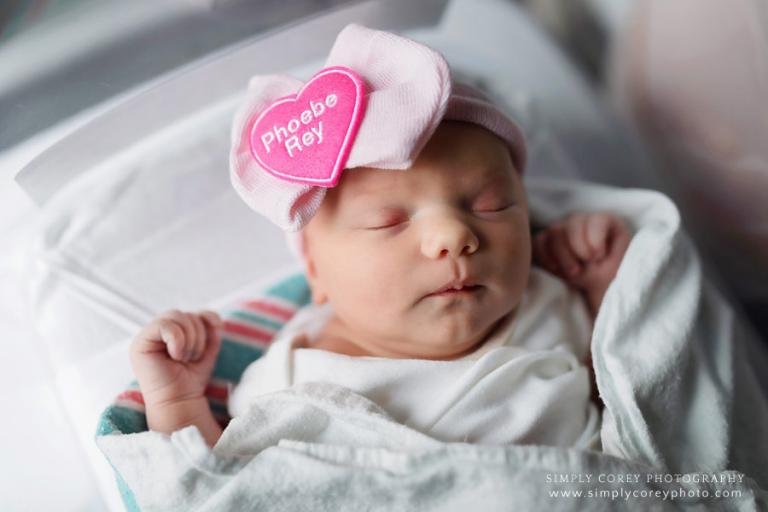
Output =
[
  {"x1": 229, "y1": 268, "x2": 600, "y2": 449},
  {"x1": 96, "y1": 178, "x2": 768, "y2": 511},
  {"x1": 7, "y1": 1, "x2": 659, "y2": 510}
]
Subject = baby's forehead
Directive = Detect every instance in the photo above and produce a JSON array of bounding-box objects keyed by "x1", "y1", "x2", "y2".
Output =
[
  {"x1": 326, "y1": 122, "x2": 519, "y2": 208},
  {"x1": 333, "y1": 163, "x2": 515, "y2": 206}
]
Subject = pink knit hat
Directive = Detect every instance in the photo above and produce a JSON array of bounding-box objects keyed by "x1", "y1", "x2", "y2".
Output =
[{"x1": 229, "y1": 24, "x2": 526, "y2": 257}]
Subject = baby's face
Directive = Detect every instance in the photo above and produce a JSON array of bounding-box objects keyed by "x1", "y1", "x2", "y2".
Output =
[{"x1": 303, "y1": 121, "x2": 531, "y2": 359}]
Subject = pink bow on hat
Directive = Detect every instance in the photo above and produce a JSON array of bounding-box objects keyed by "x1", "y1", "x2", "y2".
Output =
[{"x1": 229, "y1": 23, "x2": 526, "y2": 233}]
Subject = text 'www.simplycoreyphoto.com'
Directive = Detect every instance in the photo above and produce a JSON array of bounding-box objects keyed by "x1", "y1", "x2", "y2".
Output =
[{"x1": 545, "y1": 471, "x2": 746, "y2": 503}]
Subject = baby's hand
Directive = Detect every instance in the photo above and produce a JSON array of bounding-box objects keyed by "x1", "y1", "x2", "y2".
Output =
[
  {"x1": 533, "y1": 212, "x2": 631, "y2": 315},
  {"x1": 129, "y1": 310, "x2": 223, "y2": 408}
]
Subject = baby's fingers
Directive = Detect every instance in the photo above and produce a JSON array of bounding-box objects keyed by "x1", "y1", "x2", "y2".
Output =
[
  {"x1": 585, "y1": 215, "x2": 614, "y2": 259},
  {"x1": 198, "y1": 311, "x2": 223, "y2": 363},
  {"x1": 132, "y1": 317, "x2": 188, "y2": 361},
  {"x1": 563, "y1": 214, "x2": 594, "y2": 261},
  {"x1": 199, "y1": 310, "x2": 223, "y2": 333},
  {"x1": 533, "y1": 228, "x2": 581, "y2": 278},
  {"x1": 187, "y1": 313, "x2": 206, "y2": 361},
  {"x1": 161, "y1": 310, "x2": 202, "y2": 361},
  {"x1": 547, "y1": 226, "x2": 582, "y2": 277},
  {"x1": 159, "y1": 319, "x2": 191, "y2": 361},
  {"x1": 133, "y1": 309, "x2": 211, "y2": 362},
  {"x1": 533, "y1": 231, "x2": 557, "y2": 271}
]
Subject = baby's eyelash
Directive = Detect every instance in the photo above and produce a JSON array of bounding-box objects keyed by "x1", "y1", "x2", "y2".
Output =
[
  {"x1": 474, "y1": 202, "x2": 515, "y2": 213},
  {"x1": 359, "y1": 200, "x2": 516, "y2": 230},
  {"x1": 365, "y1": 220, "x2": 406, "y2": 230}
]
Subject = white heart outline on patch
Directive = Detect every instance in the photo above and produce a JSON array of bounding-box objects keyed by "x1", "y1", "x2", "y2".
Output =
[{"x1": 248, "y1": 66, "x2": 366, "y2": 187}]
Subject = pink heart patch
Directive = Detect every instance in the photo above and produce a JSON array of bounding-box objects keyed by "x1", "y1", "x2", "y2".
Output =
[{"x1": 248, "y1": 66, "x2": 366, "y2": 187}]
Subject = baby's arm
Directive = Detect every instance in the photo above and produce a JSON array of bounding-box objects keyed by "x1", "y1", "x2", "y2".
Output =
[
  {"x1": 532, "y1": 212, "x2": 631, "y2": 318},
  {"x1": 532, "y1": 212, "x2": 631, "y2": 407},
  {"x1": 129, "y1": 310, "x2": 224, "y2": 448}
]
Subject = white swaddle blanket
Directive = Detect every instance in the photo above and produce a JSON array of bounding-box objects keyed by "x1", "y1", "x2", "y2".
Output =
[
  {"x1": 229, "y1": 267, "x2": 601, "y2": 449},
  {"x1": 97, "y1": 179, "x2": 768, "y2": 511}
]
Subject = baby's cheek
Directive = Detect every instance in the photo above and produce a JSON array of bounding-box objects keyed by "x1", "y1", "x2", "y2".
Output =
[
  {"x1": 494, "y1": 232, "x2": 531, "y2": 300},
  {"x1": 331, "y1": 256, "x2": 395, "y2": 310},
  {"x1": 331, "y1": 265, "x2": 408, "y2": 340},
  {"x1": 359, "y1": 261, "x2": 405, "y2": 308}
]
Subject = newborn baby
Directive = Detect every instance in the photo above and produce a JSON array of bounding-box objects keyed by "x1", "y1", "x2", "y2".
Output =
[{"x1": 129, "y1": 25, "x2": 631, "y2": 450}]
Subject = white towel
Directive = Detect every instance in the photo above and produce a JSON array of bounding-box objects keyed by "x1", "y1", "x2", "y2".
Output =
[
  {"x1": 96, "y1": 178, "x2": 768, "y2": 511},
  {"x1": 229, "y1": 267, "x2": 601, "y2": 449}
]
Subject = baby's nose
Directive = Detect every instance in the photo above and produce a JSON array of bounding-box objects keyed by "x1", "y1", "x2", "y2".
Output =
[{"x1": 419, "y1": 211, "x2": 479, "y2": 260}]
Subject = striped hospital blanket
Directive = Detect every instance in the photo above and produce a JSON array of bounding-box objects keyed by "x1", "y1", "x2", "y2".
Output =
[{"x1": 95, "y1": 271, "x2": 311, "y2": 511}]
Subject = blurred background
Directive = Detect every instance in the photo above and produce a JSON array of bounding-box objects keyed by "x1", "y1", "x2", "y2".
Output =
[
  {"x1": 0, "y1": 0, "x2": 623, "y2": 151},
  {"x1": 1, "y1": 0, "x2": 766, "y2": 510}
]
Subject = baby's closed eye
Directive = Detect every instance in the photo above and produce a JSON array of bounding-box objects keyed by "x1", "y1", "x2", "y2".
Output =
[
  {"x1": 357, "y1": 200, "x2": 517, "y2": 230},
  {"x1": 470, "y1": 188, "x2": 516, "y2": 213},
  {"x1": 358, "y1": 208, "x2": 409, "y2": 230},
  {"x1": 472, "y1": 200, "x2": 515, "y2": 213}
]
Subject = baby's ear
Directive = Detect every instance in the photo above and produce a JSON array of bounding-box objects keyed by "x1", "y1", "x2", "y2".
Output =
[
  {"x1": 307, "y1": 274, "x2": 329, "y2": 305},
  {"x1": 303, "y1": 243, "x2": 329, "y2": 305},
  {"x1": 311, "y1": 288, "x2": 328, "y2": 305}
]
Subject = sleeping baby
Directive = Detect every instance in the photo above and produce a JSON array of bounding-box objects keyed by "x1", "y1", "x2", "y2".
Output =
[{"x1": 129, "y1": 25, "x2": 631, "y2": 450}]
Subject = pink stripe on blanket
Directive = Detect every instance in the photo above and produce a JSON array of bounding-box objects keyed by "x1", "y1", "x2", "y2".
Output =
[
  {"x1": 222, "y1": 320, "x2": 275, "y2": 343},
  {"x1": 205, "y1": 382, "x2": 229, "y2": 402},
  {"x1": 116, "y1": 389, "x2": 145, "y2": 405},
  {"x1": 240, "y1": 299, "x2": 295, "y2": 321}
]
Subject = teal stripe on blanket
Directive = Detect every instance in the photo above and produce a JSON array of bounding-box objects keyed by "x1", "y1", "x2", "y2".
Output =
[
  {"x1": 213, "y1": 339, "x2": 264, "y2": 383},
  {"x1": 115, "y1": 469, "x2": 140, "y2": 512},
  {"x1": 228, "y1": 310, "x2": 284, "y2": 331},
  {"x1": 265, "y1": 273, "x2": 311, "y2": 306},
  {"x1": 209, "y1": 401, "x2": 229, "y2": 417},
  {"x1": 96, "y1": 405, "x2": 148, "y2": 436},
  {"x1": 95, "y1": 271, "x2": 312, "y2": 512}
]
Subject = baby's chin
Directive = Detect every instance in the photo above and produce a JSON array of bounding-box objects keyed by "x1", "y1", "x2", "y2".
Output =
[
  {"x1": 391, "y1": 309, "x2": 513, "y2": 360},
  {"x1": 372, "y1": 338, "x2": 482, "y2": 360},
  {"x1": 420, "y1": 295, "x2": 508, "y2": 333}
]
